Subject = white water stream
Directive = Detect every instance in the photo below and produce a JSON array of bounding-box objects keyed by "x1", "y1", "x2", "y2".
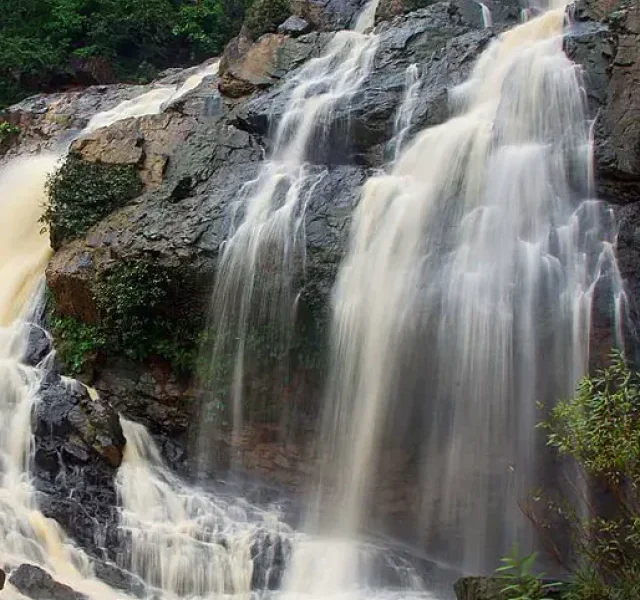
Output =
[
  {"x1": 197, "y1": 0, "x2": 380, "y2": 464},
  {"x1": 298, "y1": 2, "x2": 626, "y2": 578}
]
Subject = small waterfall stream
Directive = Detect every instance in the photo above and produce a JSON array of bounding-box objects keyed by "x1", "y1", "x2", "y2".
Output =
[{"x1": 197, "y1": 0, "x2": 380, "y2": 465}]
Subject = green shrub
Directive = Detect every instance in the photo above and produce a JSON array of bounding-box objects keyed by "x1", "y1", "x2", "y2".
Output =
[
  {"x1": 244, "y1": 0, "x2": 291, "y2": 39},
  {"x1": 49, "y1": 314, "x2": 105, "y2": 377},
  {"x1": 41, "y1": 154, "x2": 142, "y2": 250},
  {"x1": 0, "y1": 0, "x2": 251, "y2": 108},
  {"x1": 95, "y1": 261, "x2": 202, "y2": 371},
  {"x1": 529, "y1": 352, "x2": 640, "y2": 600},
  {"x1": 0, "y1": 121, "x2": 20, "y2": 145},
  {"x1": 496, "y1": 548, "x2": 560, "y2": 600}
]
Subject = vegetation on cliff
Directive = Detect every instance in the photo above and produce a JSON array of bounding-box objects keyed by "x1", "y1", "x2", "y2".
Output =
[
  {"x1": 41, "y1": 153, "x2": 142, "y2": 250},
  {"x1": 48, "y1": 262, "x2": 203, "y2": 376},
  {"x1": 0, "y1": 0, "x2": 253, "y2": 108}
]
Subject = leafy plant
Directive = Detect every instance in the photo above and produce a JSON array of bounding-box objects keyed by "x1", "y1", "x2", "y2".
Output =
[
  {"x1": 496, "y1": 548, "x2": 560, "y2": 600},
  {"x1": 525, "y1": 351, "x2": 640, "y2": 600},
  {"x1": 49, "y1": 314, "x2": 105, "y2": 376},
  {"x1": 0, "y1": 0, "x2": 252, "y2": 108},
  {"x1": 94, "y1": 261, "x2": 203, "y2": 371},
  {"x1": 41, "y1": 153, "x2": 142, "y2": 249},
  {"x1": 0, "y1": 121, "x2": 20, "y2": 144}
]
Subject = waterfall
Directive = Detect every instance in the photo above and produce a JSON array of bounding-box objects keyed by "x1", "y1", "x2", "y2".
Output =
[
  {"x1": 0, "y1": 155, "x2": 133, "y2": 599},
  {"x1": 293, "y1": 2, "x2": 626, "y2": 581},
  {"x1": 197, "y1": 0, "x2": 380, "y2": 469},
  {"x1": 390, "y1": 64, "x2": 422, "y2": 164},
  {"x1": 117, "y1": 418, "x2": 291, "y2": 597}
]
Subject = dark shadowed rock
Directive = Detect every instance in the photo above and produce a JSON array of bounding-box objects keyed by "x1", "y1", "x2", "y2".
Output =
[
  {"x1": 9, "y1": 565, "x2": 87, "y2": 600},
  {"x1": 568, "y1": 0, "x2": 640, "y2": 204},
  {"x1": 22, "y1": 324, "x2": 53, "y2": 367},
  {"x1": 0, "y1": 568, "x2": 4, "y2": 590}
]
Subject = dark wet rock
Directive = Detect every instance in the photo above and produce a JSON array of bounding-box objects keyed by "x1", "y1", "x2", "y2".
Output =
[
  {"x1": 376, "y1": 0, "x2": 519, "y2": 27},
  {"x1": 291, "y1": 0, "x2": 369, "y2": 30},
  {"x1": 279, "y1": 15, "x2": 313, "y2": 35},
  {"x1": 22, "y1": 323, "x2": 53, "y2": 367},
  {"x1": 569, "y1": 0, "x2": 640, "y2": 204},
  {"x1": 9, "y1": 565, "x2": 87, "y2": 600},
  {"x1": 92, "y1": 561, "x2": 147, "y2": 598},
  {"x1": 33, "y1": 375, "x2": 125, "y2": 467},
  {"x1": 31, "y1": 373, "x2": 124, "y2": 559},
  {"x1": 250, "y1": 531, "x2": 292, "y2": 590}
]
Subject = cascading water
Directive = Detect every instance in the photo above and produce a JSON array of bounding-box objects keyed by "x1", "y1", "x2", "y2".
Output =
[
  {"x1": 197, "y1": 1, "x2": 380, "y2": 464},
  {"x1": 0, "y1": 63, "x2": 295, "y2": 599},
  {"x1": 288, "y1": 0, "x2": 626, "y2": 585},
  {"x1": 117, "y1": 418, "x2": 291, "y2": 597},
  {"x1": 390, "y1": 64, "x2": 422, "y2": 164},
  {"x1": 0, "y1": 154, "x2": 133, "y2": 600}
]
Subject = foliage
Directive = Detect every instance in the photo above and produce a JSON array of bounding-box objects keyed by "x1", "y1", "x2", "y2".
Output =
[
  {"x1": 0, "y1": 121, "x2": 21, "y2": 144},
  {"x1": 0, "y1": 0, "x2": 251, "y2": 108},
  {"x1": 244, "y1": 0, "x2": 291, "y2": 39},
  {"x1": 527, "y1": 351, "x2": 640, "y2": 600},
  {"x1": 49, "y1": 314, "x2": 105, "y2": 376},
  {"x1": 94, "y1": 261, "x2": 202, "y2": 371},
  {"x1": 496, "y1": 548, "x2": 559, "y2": 600},
  {"x1": 41, "y1": 154, "x2": 142, "y2": 249}
]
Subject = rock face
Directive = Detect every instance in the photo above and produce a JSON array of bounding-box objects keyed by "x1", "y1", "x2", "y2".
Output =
[
  {"x1": 32, "y1": 372, "x2": 125, "y2": 558},
  {"x1": 9, "y1": 565, "x2": 87, "y2": 600},
  {"x1": 568, "y1": 0, "x2": 640, "y2": 205}
]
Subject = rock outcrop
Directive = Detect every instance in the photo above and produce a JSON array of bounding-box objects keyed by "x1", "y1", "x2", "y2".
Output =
[
  {"x1": 32, "y1": 372, "x2": 125, "y2": 558},
  {"x1": 9, "y1": 565, "x2": 87, "y2": 600}
]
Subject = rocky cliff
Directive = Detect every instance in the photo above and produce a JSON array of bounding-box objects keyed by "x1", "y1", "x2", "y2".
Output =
[{"x1": 1, "y1": 0, "x2": 638, "y2": 584}]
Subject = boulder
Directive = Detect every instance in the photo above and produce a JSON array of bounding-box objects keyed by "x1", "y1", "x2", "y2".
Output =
[
  {"x1": 33, "y1": 375, "x2": 125, "y2": 467},
  {"x1": 220, "y1": 34, "x2": 289, "y2": 98},
  {"x1": 278, "y1": 15, "x2": 313, "y2": 35},
  {"x1": 72, "y1": 112, "x2": 198, "y2": 189},
  {"x1": 219, "y1": 31, "x2": 332, "y2": 98},
  {"x1": 0, "y1": 567, "x2": 4, "y2": 590},
  {"x1": 9, "y1": 565, "x2": 87, "y2": 600},
  {"x1": 22, "y1": 323, "x2": 53, "y2": 367}
]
